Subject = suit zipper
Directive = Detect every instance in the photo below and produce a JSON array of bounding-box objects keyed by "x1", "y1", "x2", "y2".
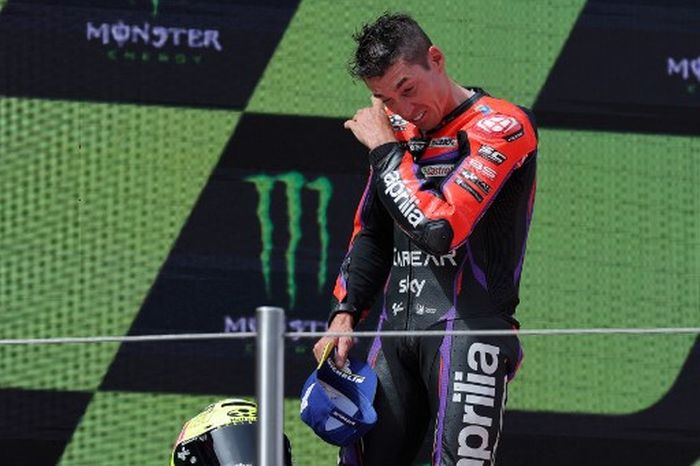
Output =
[{"x1": 405, "y1": 238, "x2": 412, "y2": 330}]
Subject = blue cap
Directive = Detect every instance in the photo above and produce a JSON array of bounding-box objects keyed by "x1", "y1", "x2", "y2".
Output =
[{"x1": 300, "y1": 348, "x2": 378, "y2": 446}]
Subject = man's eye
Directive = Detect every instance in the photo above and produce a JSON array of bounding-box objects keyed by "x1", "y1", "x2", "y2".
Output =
[{"x1": 403, "y1": 87, "x2": 415, "y2": 96}]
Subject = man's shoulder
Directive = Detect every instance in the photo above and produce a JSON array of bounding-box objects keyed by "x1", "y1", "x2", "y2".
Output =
[
  {"x1": 471, "y1": 96, "x2": 535, "y2": 127},
  {"x1": 463, "y1": 96, "x2": 538, "y2": 149}
]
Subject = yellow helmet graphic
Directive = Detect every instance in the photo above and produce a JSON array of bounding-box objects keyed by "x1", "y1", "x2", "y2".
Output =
[{"x1": 171, "y1": 399, "x2": 292, "y2": 466}]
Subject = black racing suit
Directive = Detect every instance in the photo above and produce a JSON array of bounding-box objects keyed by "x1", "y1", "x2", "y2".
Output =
[{"x1": 330, "y1": 88, "x2": 538, "y2": 466}]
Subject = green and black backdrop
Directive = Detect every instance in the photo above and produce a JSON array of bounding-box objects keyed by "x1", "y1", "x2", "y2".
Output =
[{"x1": 1, "y1": 0, "x2": 699, "y2": 464}]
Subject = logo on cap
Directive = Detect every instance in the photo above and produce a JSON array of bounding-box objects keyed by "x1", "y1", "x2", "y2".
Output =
[{"x1": 299, "y1": 353, "x2": 378, "y2": 446}]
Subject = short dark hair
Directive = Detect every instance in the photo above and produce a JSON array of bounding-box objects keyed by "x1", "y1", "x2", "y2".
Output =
[{"x1": 349, "y1": 13, "x2": 433, "y2": 80}]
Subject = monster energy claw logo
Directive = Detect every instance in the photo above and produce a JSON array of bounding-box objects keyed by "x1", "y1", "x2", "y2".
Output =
[
  {"x1": 128, "y1": 0, "x2": 160, "y2": 16},
  {"x1": 245, "y1": 172, "x2": 332, "y2": 309}
]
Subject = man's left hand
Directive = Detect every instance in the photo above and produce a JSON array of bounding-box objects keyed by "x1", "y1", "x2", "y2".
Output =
[{"x1": 344, "y1": 97, "x2": 397, "y2": 150}]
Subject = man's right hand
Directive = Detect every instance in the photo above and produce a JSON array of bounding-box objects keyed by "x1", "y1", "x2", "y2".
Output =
[{"x1": 313, "y1": 313, "x2": 355, "y2": 367}]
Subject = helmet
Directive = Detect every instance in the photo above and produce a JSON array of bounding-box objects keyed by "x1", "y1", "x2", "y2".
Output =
[{"x1": 171, "y1": 398, "x2": 293, "y2": 466}]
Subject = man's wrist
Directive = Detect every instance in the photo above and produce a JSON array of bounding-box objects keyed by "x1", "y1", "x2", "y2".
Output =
[
  {"x1": 367, "y1": 135, "x2": 398, "y2": 152},
  {"x1": 328, "y1": 304, "x2": 360, "y2": 328},
  {"x1": 369, "y1": 142, "x2": 401, "y2": 166}
]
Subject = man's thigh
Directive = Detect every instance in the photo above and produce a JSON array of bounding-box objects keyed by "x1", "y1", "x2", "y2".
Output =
[
  {"x1": 340, "y1": 339, "x2": 430, "y2": 466},
  {"x1": 421, "y1": 317, "x2": 521, "y2": 466}
]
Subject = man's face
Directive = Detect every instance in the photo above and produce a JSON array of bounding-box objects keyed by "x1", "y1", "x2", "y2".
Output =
[{"x1": 365, "y1": 49, "x2": 448, "y2": 131}]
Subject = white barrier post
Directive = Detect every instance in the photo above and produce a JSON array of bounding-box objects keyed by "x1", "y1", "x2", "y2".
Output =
[{"x1": 256, "y1": 306, "x2": 285, "y2": 466}]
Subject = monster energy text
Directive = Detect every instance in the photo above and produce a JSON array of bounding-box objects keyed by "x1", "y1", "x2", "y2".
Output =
[
  {"x1": 86, "y1": 2, "x2": 223, "y2": 65},
  {"x1": 245, "y1": 172, "x2": 333, "y2": 309},
  {"x1": 87, "y1": 22, "x2": 223, "y2": 50}
]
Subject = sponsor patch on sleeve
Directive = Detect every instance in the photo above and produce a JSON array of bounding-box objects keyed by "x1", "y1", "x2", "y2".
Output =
[
  {"x1": 467, "y1": 158, "x2": 497, "y2": 180},
  {"x1": 454, "y1": 177, "x2": 483, "y2": 203},
  {"x1": 477, "y1": 145, "x2": 506, "y2": 165},
  {"x1": 459, "y1": 169, "x2": 491, "y2": 194},
  {"x1": 473, "y1": 113, "x2": 523, "y2": 142},
  {"x1": 504, "y1": 128, "x2": 523, "y2": 142}
]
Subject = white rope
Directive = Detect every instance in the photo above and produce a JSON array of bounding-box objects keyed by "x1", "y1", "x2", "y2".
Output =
[
  {"x1": 295, "y1": 327, "x2": 700, "y2": 338},
  {"x1": 0, "y1": 332, "x2": 257, "y2": 345},
  {"x1": 0, "y1": 327, "x2": 697, "y2": 345}
]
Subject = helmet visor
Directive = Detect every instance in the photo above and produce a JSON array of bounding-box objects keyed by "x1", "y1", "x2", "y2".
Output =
[{"x1": 172, "y1": 422, "x2": 256, "y2": 466}]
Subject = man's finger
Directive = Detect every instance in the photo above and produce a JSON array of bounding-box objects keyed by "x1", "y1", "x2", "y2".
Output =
[
  {"x1": 343, "y1": 119, "x2": 355, "y2": 130},
  {"x1": 313, "y1": 341, "x2": 325, "y2": 362},
  {"x1": 370, "y1": 96, "x2": 383, "y2": 108},
  {"x1": 335, "y1": 337, "x2": 352, "y2": 367},
  {"x1": 313, "y1": 337, "x2": 335, "y2": 362}
]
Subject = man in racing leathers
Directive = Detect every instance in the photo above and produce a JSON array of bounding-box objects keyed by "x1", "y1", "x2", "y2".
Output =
[{"x1": 313, "y1": 14, "x2": 538, "y2": 466}]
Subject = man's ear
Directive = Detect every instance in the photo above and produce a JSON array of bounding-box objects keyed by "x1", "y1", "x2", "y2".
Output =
[{"x1": 428, "y1": 46, "x2": 445, "y2": 72}]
